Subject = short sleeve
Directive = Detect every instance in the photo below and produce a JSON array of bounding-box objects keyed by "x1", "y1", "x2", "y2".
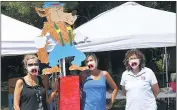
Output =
[
  {"x1": 149, "y1": 69, "x2": 158, "y2": 85},
  {"x1": 120, "y1": 73, "x2": 125, "y2": 86}
]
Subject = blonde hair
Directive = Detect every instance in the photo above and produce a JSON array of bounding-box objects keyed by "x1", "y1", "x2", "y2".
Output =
[
  {"x1": 23, "y1": 54, "x2": 39, "y2": 67},
  {"x1": 85, "y1": 53, "x2": 99, "y2": 66}
]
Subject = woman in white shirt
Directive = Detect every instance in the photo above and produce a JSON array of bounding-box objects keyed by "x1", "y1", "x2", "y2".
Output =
[{"x1": 120, "y1": 49, "x2": 160, "y2": 110}]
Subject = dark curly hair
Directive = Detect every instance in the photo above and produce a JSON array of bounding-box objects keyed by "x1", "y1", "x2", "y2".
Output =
[{"x1": 123, "y1": 49, "x2": 145, "y2": 71}]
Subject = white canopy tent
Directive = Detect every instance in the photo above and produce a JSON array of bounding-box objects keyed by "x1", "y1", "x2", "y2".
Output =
[
  {"x1": 1, "y1": 2, "x2": 175, "y2": 55},
  {"x1": 1, "y1": 14, "x2": 41, "y2": 56},
  {"x1": 74, "y1": 2, "x2": 176, "y2": 52},
  {"x1": 74, "y1": 2, "x2": 176, "y2": 102}
]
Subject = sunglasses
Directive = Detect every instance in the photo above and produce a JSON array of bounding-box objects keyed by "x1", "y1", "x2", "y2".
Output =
[{"x1": 27, "y1": 63, "x2": 39, "y2": 66}]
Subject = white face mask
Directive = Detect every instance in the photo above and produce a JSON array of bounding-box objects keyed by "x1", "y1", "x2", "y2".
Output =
[
  {"x1": 27, "y1": 65, "x2": 39, "y2": 75},
  {"x1": 129, "y1": 59, "x2": 140, "y2": 69},
  {"x1": 87, "y1": 60, "x2": 98, "y2": 71}
]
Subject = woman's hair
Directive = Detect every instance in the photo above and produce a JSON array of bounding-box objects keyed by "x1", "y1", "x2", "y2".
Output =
[
  {"x1": 23, "y1": 54, "x2": 39, "y2": 68},
  {"x1": 123, "y1": 49, "x2": 145, "y2": 71},
  {"x1": 84, "y1": 53, "x2": 99, "y2": 65}
]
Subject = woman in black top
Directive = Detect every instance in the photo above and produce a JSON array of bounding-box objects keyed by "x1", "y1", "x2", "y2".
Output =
[{"x1": 13, "y1": 54, "x2": 57, "y2": 110}]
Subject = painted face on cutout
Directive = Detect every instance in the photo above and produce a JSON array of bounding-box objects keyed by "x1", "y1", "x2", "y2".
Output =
[
  {"x1": 26, "y1": 59, "x2": 39, "y2": 75},
  {"x1": 86, "y1": 56, "x2": 98, "y2": 71},
  {"x1": 128, "y1": 54, "x2": 140, "y2": 69}
]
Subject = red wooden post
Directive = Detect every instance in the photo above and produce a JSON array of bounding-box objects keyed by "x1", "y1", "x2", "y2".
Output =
[{"x1": 58, "y1": 76, "x2": 80, "y2": 110}]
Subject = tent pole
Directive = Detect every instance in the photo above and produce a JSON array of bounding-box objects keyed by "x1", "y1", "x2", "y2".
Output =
[
  {"x1": 62, "y1": 58, "x2": 66, "y2": 76},
  {"x1": 60, "y1": 58, "x2": 66, "y2": 76},
  {"x1": 165, "y1": 47, "x2": 169, "y2": 88},
  {"x1": 107, "y1": 52, "x2": 113, "y2": 75},
  {"x1": 165, "y1": 47, "x2": 169, "y2": 107}
]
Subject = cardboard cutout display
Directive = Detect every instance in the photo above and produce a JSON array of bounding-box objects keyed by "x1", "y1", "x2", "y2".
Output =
[{"x1": 34, "y1": 2, "x2": 87, "y2": 74}]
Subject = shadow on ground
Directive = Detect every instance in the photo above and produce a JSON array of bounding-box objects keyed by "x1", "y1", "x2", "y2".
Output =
[
  {"x1": 111, "y1": 107, "x2": 125, "y2": 110},
  {"x1": 1, "y1": 91, "x2": 8, "y2": 110}
]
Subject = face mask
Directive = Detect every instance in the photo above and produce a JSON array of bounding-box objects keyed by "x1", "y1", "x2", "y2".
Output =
[
  {"x1": 129, "y1": 59, "x2": 140, "y2": 69},
  {"x1": 87, "y1": 60, "x2": 98, "y2": 70},
  {"x1": 27, "y1": 65, "x2": 39, "y2": 75}
]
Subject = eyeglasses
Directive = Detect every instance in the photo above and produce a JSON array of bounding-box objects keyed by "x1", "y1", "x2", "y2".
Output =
[{"x1": 27, "y1": 63, "x2": 39, "y2": 66}]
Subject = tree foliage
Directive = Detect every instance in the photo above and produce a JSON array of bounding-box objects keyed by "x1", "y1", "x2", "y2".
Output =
[
  {"x1": 1, "y1": 1, "x2": 44, "y2": 28},
  {"x1": 1, "y1": 1, "x2": 79, "y2": 28},
  {"x1": 2, "y1": 1, "x2": 175, "y2": 28}
]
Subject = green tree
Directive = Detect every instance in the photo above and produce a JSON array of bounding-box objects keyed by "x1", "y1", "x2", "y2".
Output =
[
  {"x1": 75, "y1": 1, "x2": 175, "y2": 27},
  {"x1": 1, "y1": 1, "x2": 175, "y2": 28},
  {"x1": 1, "y1": 1, "x2": 79, "y2": 28},
  {"x1": 1, "y1": 1, "x2": 44, "y2": 28}
]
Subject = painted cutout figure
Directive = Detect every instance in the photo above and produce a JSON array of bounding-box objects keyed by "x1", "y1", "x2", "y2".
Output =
[{"x1": 34, "y1": 2, "x2": 87, "y2": 74}]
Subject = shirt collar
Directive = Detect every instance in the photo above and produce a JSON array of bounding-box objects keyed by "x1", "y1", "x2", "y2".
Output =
[{"x1": 128, "y1": 67, "x2": 146, "y2": 77}]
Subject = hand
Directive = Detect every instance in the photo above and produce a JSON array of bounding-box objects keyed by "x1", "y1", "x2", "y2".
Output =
[
  {"x1": 106, "y1": 102, "x2": 113, "y2": 110},
  {"x1": 34, "y1": 36, "x2": 47, "y2": 49},
  {"x1": 52, "y1": 78, "x2": 58, "y2": 91},
  {"x1": 50, "y1": 78, "x2": 58, "y2": 98}
]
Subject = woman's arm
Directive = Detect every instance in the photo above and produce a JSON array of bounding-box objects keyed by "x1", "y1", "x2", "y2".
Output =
[
  {"x1": 46, "y1": 89, "x2": 57, "y2": 104},
  {"x1": 13, "y1": 79, "x2": 23, "y2": 110},
  {"x1": 103, "y1": 71, "x2": 118, "y2": 106},
  {"x1": 43, "y1": 75, "x2": 58, "y2": 104},
  {"x1": 150, "y1": 70, "x2": 160, "y2": 97},
  {"x1": 152, "y1": 83, "x2": 160, "y2": 97},
  {"x1": 121, "y1": 86, "x2": 126, "y2": 96}
]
